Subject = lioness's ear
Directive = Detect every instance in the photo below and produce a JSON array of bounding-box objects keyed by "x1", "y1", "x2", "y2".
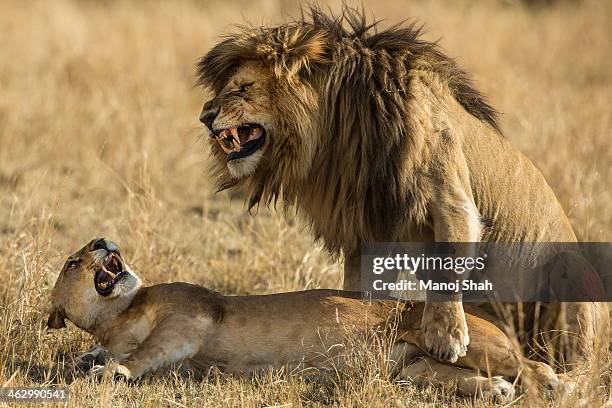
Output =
[{"x1": 47, "y1": 307, "x2": 66, "y2": 329}]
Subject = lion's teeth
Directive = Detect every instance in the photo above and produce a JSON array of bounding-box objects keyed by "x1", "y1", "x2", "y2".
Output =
[
  {"x1": 232, "y1": 138, "x2": 241, "y2": 151},
  {"x1": 218, "y1": 141, "x2": 231, "y2": 153}
]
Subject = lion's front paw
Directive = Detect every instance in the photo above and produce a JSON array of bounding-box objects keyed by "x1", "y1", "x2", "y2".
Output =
[
  {"x1": 481, "y1": 376, "x2": 516, "y2": 403},
  {"x1": 90, "y1": 364, "x2": 133, "y2": 382},
  {"x1": 422, "y1": 303, "x2": 469, "y2": 363}
]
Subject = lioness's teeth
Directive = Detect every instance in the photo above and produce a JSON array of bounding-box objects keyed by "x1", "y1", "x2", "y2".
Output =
[
  {"x1": 230, "y1": 127, "x2": 239, "y2": 140},
  {"x1": 102, "y1": 266, "x2": 117, "y2": 280}
]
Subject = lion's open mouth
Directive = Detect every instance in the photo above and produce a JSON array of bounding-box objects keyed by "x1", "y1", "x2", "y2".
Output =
[
  {"x1": 213, "y1": 124, "x2": 266, "y2": 161},
  {"x1": 94, "y1": 252, "x2": 126, "y2": 296}
]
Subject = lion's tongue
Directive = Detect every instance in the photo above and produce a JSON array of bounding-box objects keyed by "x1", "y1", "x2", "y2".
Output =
[
  {"x1": 247, "y1": 127, "x2": 263, "y2": 142},
  {"x1": 234, "y1": 126, "x2": 264, "y2": 144}
]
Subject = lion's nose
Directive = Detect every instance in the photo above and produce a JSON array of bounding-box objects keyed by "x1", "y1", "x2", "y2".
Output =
[
  {"x1": 200, "y1": 105, "x2": 220, "y2": 130},
  {"x1": 92, "y1": 238, "x2": 107, "y2": 251}
]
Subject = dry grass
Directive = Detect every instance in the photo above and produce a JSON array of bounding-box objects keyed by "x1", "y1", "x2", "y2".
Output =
[{"x1": 0, "y1": 0, "x2": 611, "y2": 406}]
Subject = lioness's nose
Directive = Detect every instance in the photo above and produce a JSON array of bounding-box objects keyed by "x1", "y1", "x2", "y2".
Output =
[
  {"x1": 200, "y1": 102, "x2": 219, "y2": 130},
  {"x1": 92, "y1": 238, "x2": 107, "y2": 251}
]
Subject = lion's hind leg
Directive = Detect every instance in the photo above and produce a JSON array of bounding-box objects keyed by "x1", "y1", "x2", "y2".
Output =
[{"x1": 535, "y1": 301, "x2": 609, "y2": 376}]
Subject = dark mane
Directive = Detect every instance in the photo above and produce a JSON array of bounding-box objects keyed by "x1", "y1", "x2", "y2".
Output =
[
  {"x1": 308, "y1": 5, "x2": 501, "y2": 133},
  {"x1": 197, "y1": 5, "x2": 503, "y2": 254},
  {"x1": 198, "y1": 5, "x2": 501, "y2": 134}
]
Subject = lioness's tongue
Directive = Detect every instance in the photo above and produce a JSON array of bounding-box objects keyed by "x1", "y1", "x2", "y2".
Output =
[{"x1": 98, "y1": 269, "x2": 114, "y2": 283}]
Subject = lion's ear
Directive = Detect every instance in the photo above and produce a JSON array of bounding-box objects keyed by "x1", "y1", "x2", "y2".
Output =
[
  {"x1": 258, "y1": 28, "x2": 328, "y2": 78},
  {"x1": 47, "y1": 307, "x2": 66, "y2": 329}
]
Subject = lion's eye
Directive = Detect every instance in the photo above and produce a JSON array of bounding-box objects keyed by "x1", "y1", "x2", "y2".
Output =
[
  {"x1": 65, "y1": 259, "x2": 81, "y2": 270},
  {"x1": 239, "y1": 82, "x2": 254, "y2": 93}
]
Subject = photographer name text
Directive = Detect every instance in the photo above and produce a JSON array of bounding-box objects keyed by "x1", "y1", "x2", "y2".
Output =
[{"x1": 372, "y1": 279, "x2": 493, "y2": 293}]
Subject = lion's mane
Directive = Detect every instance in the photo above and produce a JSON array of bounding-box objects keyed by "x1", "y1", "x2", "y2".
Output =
[{"x1": 197, "y1": 6, "x2": 500, "y2": 255}]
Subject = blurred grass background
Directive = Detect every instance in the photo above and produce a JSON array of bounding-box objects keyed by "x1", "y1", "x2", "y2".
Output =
[{"x1": 0, "y1": 0, "x2": 610, "y2": 406}]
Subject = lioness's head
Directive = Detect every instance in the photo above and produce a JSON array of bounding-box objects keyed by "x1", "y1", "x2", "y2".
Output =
[
  {"x1": 47, "y1": 238, "x2": 141, "y2": 331},
  {"x1": 197, "y1": 15, "x2": 328, "y2": 186}
]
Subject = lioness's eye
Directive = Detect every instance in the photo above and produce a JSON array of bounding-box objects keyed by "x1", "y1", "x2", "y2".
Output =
[{"x1": 65, "y1": 259, "x2": 81, "y2": 270}]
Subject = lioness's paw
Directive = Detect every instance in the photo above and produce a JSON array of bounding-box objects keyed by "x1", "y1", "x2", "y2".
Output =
[
  {"x1": 90, "y1": 364, "x2": 106, "y2": 379},
  {"x1": 71, "y1": 344, "x2": 108, "y2": 372},
  {"x1": 90, "y1": 364, "x2": 133, "y2": 381},
  {"x1": 551, "y1": 373, "x2": 579, "y2": 399},
  {"x1": 481, "y1": 377, "x2": 515, "y2": 403},
  {"x1": 422, "y1": 303, "x2": 469, "y2": 363}
]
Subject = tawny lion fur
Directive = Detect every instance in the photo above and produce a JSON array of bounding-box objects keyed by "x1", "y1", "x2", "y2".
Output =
[
  {"x1": 196, "y1": 6, "x2": 608, "y2": 368},
  {"x1": 48, "y1": 238, "x2": 570, "y2": 402}
]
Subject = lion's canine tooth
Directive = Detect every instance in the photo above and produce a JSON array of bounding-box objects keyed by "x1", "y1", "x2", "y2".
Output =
[
  {"x1": 215, "y1": 128, "x2": 241, "y2": 153},
  {"x1": 230, "y1": 127, "x2": 239, "y2": 141},
  {"x1": 232, "y1": 138, "x2": 241, "y2": 151},
  {"x1": 219, "y1": 142, "x2": 231, "y2": 153}
]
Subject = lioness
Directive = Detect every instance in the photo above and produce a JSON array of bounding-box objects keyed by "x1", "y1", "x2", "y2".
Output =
[
  {"x1": 47, "y1": 238, "x2": 566, "y2": 402},
  {"x1": 196, "y1": 6, "x2": 608, "y2": 366}
]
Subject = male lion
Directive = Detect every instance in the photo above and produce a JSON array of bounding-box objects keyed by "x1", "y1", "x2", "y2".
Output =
[{"x1": 196, "y1": 7, "x2": 608, "y2": 367}]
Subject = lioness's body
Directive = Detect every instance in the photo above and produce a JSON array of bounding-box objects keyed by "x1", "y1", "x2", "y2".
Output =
[
  {"x1": 96, "y1": 286, "x2": 525, "y2": 374},
  {"x1": 196, "y1": 7, "x2": 608, "y2": 366},
  {"x1": 48, "y1": 239, "x2": 565, "y2": 401},
  {"x1": 101, "y1": 286, "x2": 398, "y2": 373},
  {"x1": 99, "y1": 287, "x2": 526, "y2": 375}
]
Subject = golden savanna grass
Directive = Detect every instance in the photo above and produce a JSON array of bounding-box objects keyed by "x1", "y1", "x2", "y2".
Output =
[{"x1": 1, "y1": 0, "x2": 611, "y2": 406}]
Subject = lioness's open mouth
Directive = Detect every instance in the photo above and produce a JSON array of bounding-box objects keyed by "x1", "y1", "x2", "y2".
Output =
[
  {"x1": 213, "y1": 124, "x2": 265, "y2": 161},
  {"x1": 95, "y1": 252, "x2": 126, "y2": 296}
]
